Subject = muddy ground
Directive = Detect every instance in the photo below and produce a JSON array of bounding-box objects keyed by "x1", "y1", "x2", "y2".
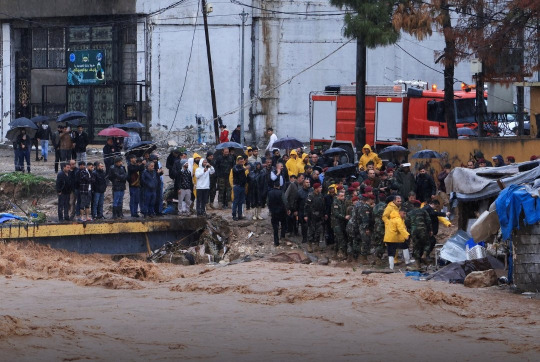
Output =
[{"x1": 0, "y1": 146, "x2": 539, "y2": 361}]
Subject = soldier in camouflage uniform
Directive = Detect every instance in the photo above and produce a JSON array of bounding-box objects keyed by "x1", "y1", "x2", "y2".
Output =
[
  {"x1": 345, "y1": 196, "x2": 360, "y2": 261},
  {"x1": 304, "y1": 182, "x2": 326, "y2": 253},
  {"x1": 331, "y1": 189, "x2": 349, "y2": 260},
  {"x1": 348, "y1": 194, "x2": 375, "y2": 264},
  {"x1": 372, "y1": 199, "x2": 388, "y2": 265},
  {"x1": 401, "y1": 191, "x2": 417, "y2": 214},
  {"x1": 405, "y1": 200, "x2": 432, "y2": 268}
]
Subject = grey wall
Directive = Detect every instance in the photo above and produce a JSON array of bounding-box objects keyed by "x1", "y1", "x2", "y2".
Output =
[
  {"x1": 0, "y1": 0, "x2": 136, "y2": 19},
  {"x1": 513, "y1": 223, "x2": 540, "y2": 292}
]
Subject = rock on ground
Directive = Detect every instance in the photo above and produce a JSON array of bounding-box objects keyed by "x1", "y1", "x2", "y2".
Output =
[{"x1": 464, "y1": 269, "x2": 498, "y2": 288}]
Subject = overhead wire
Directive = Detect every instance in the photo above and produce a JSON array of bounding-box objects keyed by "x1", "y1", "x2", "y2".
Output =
[{"x1": 165, "y1": 1, "x2": 200, "y2": 139}]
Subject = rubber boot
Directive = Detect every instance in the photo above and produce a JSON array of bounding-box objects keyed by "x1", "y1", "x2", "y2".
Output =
[
  {"x1": 119, "y1": 207, "x2": 124, "y2": 219},
  {"x1": 403, "y1": 249, "x2": 414, "y2": 265},
  {"x1": 112, "y1": 207, "x2": 118, "y2": 219},
  {"x1": 388, "y1": 256, "x2": 395, "y2": 270}
]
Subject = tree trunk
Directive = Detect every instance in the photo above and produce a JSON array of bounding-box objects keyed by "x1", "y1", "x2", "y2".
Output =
[
  {"x1": 355, "y1": 37, "x2": 367, "y2": 152},
  {"x1": 441, "y1": 2, "x2": 457, "y2": 138}
]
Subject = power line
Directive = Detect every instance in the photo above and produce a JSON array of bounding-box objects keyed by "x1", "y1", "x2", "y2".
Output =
[
  {"x1": 229, "y1": 0, "x2": 355, "y2": 17},
  {"x1": 166, "y1": 1, "x2": 200, "y2": 139}
]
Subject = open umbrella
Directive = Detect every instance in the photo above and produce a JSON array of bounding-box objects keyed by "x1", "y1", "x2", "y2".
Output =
[
  {"x1": 31, "y1": 115, "x2": 50, "y2": 124},
  {"x1": 123, "y1": 121, "x2": 145, "y2": 129},
  {"x1": 379, "y1": 145, "x2": 408, "y2": 155},
  {"x1": 216, "y1": 141, "x2": 243, "y2": 150},
  {"x1": 6, "y1": 127, "x2": 37, "y2": 142},
  {"x1": 411, "y1": 149, "x2": 442, "y2": 159},
  {"x1": 56, "y1": 111, "x2": 87, "y2": 123},
  {"x1": 272, "y1": 137, "x2": 303, "y2": 150},
  {"x1": 324, "y1": 163, "x2": 358, "y2": 177},
  {"x1": 323, "y1": 147, "x2": 347, "y2": 156},
  {"x1": 457, "y1": 127, "x2": 477, "y2": 137},
  {"x1": 126, "y1": 141, "x2": 157, "y2": 158},
  {"x1": 98, "y1": 127, "x2": 129, "y2": 138},
  {"x1": 9, "y1": 117, "x2": 38, "y2": 129}
]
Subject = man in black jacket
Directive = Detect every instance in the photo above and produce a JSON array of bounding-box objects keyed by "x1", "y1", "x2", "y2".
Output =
[
  {"x1": 77, "y1": 161, "x2": 92, "y2": 221},
  {"x1": 175, "y1": 160, "x2": 194, "y2": 215},
  {"x1": 52, "y1": 125, "x2": 63, "y2": 172},
  {"x1": 296, "y1": 177, "x2": 311, "y2": 243},
  {"x1": 128, "y1": 154, "x2": 145, "y2": 217},
  {"x1": 92, "y1": 162, "x2": 107, "y2": 219},
  {"x1": 423, "y1": 199, "x2": 450, "y2": 260},
  {"x1": 268, "y1": 183, "x2": 287, "y2": 246},
  {"x1": 232, "y1": 156, "x2": 248, "y2": 220},
  {"x1": 108, "y1": 157, "x2": 128, "y2": 219},
  {"x1": 56, "y1": 163, "x2": 72, "y2": 221},
  {"x1": 73, "y1": 125, "x2": 89, "y2": 163},
  {"x1": 215, "y1": 148, "x2": 234, "y2": 209},
  {"x1": 415, "y1": 166, "x2": 436, "y2": 203}
]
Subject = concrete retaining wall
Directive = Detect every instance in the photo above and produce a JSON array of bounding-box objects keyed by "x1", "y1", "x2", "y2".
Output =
[{"x1": 513, "y1": 223, "x2": 540, "y2": 292}]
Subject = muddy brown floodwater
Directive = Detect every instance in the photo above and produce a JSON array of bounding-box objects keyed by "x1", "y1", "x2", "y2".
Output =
[{"x1": 1, "y1": 242, "x2": 539, "y2": 362}]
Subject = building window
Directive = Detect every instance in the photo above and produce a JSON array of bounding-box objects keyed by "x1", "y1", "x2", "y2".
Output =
[{"x1": 32, "y1": 28, "x2": 66, "y2": 69}]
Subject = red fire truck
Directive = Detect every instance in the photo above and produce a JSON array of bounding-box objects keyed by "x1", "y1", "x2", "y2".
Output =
[{"x1": 309, "y1": 81, "x2": 480, "y2": 151}]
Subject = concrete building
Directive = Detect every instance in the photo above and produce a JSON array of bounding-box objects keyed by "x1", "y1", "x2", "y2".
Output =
[{"x1": 0, "y1": 0, "x2": 476, "y2": 144}]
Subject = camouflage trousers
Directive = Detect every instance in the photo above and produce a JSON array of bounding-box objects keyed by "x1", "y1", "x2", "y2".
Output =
[
  {"x1": 217, "y1": 177, "x2": 231, "y2": 206},
  {"x1": 333, "y1": 225, "x2": 347, "y2": 253},
  {"x1": 308, "y1": 219, "x2": 324, "y2": 246},
  {"x1": 372, "y1": 222, "x2": 386, "y2": 258},
  {"x1": 410, "y1": 229, "x2": 430, "y2": 259}
]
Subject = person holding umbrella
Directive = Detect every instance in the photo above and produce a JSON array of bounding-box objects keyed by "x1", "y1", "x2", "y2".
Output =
[
  {"x1": 73, "y1": 125, "x2": 89, "y2": 163},
  {"x1": 35, "y1": 121, "x2": 51, "y2": 162},
  {"x1": 59, "y1": 126, "x2": 74, "y2": 162},
  {"x1": 15, "y1": 129, "x2": 32, "y2": 172}
]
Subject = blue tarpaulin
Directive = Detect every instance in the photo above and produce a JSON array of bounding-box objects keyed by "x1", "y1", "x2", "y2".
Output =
[
  {"x1": 495, "y1": 185, "x2": 540, "y2": 240},
  {"x1": 0, "y1": 213, "x2": 27, "y2": 224}
]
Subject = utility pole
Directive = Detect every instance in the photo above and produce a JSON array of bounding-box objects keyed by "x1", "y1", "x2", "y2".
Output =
[
  {"x1": 201, "y1": 0, "x2": 220, "y2": 143},
  {"x1": 239, "y1": 9, "x2": 248, "y2": 145},
  {"x1": 355, "y1": 37, "x2": 366, "y2": 153},
  {"x1": 475, "y1": 3, "x2": 486, "y2": 137}
]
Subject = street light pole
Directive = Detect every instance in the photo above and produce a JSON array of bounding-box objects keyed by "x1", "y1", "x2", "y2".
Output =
[
  {"x1": 239, "y1": 9, "x2": 248, "y2": 145},
  {"x1": 201, "y1": 0, "x2": 220, "y2": 144}
]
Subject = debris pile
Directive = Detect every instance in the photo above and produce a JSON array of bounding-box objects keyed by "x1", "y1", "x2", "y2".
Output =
[{"x1": 148, "y1": 216, "x2": 232, "y2": 265}]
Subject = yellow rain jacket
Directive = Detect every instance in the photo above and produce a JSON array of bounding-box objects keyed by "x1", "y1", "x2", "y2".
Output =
[
  {"x1": 384, "y1": 211, "x2": 410, "y2": 243},
  {"x1": 358, "y1": 144, "x2": 382, "y2": 170},
  {"x1": 297, "y1": 153, "x2": 309, "y2": 174},
  {"x1": 286, "y1": 150, "x2": 299, "y2": 177},
  {"x1": 382, "y1": 201, "x2": 399, "y2": 227}
]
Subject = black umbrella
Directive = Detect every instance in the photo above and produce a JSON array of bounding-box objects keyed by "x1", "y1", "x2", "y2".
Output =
[
  {"x1": 379, "y1": 145, "x2": 408, "y2": 155},
  {"x1": 457, "y1": 127, "x2": 477, "y2": 136},
  {"x1": 6, "y1": 127, "x2": 37, "y2": 142},
  {"x1": 216, "y1": 141, "x2": 243, "y2": 150},
  {"x1": 323, "y1": 147, "x2": 347, "y2": 156},
  {"x1": 64, "y1": 118, "x2": 84, "y2": 127},
  {"x1": 56, "y1": 111, "x2": 87, "y2": 123},
  {"x1": 272, "y1": 137, "x2": 303, "y2": 150},
  {"x1": 31, "y1": 115, "x2": 50, "y2": 124},
  {"x1": 411, "y1": 149, "x2": 442, "y2": 159},
  {"x1": 123, "y1": 121, "x2": 145, "y2": 129},
  {"x1": 9, "y1": 117, "x2": 38, "y2": 129},
  {"x1": 324, "y1": 163, "x2": 358, "y2": 177},
  {"x1": 126, "y1": 141, "x2": 157, "y2": 158}
]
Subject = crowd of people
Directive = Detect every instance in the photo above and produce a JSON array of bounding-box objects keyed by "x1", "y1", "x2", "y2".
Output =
[{"x1": 25, "y1": 122, "x2": 537, "y2": 268}]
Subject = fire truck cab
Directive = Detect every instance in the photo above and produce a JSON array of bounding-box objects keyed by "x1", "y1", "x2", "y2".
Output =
[{"x1": 309, "y1": 81, "x2": 479, "y2": 151}]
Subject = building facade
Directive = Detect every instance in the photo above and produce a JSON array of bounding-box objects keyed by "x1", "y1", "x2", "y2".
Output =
[{"x1": 1, "y1": 0, "x2": 475, "y2": 144}]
